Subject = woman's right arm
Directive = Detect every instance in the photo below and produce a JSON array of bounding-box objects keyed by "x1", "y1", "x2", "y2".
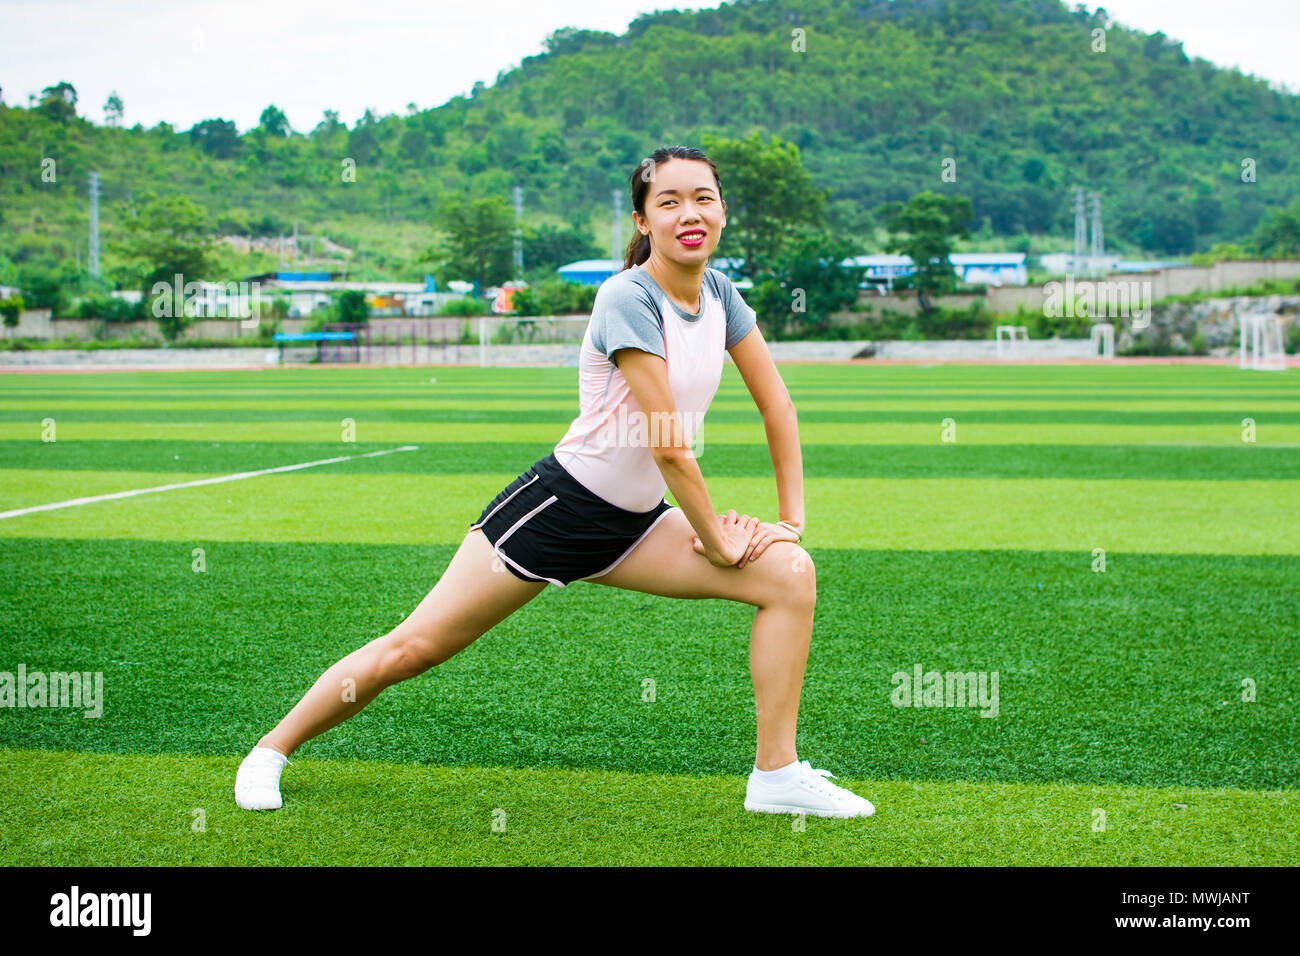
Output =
[{"x1": 614, "y1": 347, "x2": 755, "y2": 567}]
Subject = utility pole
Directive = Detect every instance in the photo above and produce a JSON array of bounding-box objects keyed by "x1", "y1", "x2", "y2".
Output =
[
  {"x1": 88, "y1": 171, "x2": 101, "y2": 279},
  {"x1": 512, "y1": 185, "x2": 524, "y2": 280},
  {"x1": 1072, "y1": 187, "x2": 1086, "y2": 276},
  {"x1": 1089, "y1": 192, "x2": 1104, "y2": 278}
]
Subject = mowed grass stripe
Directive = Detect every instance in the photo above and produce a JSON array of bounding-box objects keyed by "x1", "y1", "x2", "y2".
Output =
[
  {"x1": 4, "y1": 440, "x2": 1298, "y2": 481},
  {"x1": 4, "y1": 421, "x2": 1297, "y2": 445},
  {"x1": 0, "y1": 362, "x2": 1291, "y2": 389},
  {"x1": 1, "y1": 471, "x2": 1295, "y2": 554},
  {"x1": 11, "y1": 398, "x2": 1300, "y2": 414},
  {"x1": 7, "y1": 407, "x2": 1299, "y2": 425},
  {"x1": 10, "y1": 388, "x2": 1300, "y2": 403},
  {"x1": 1, "y1": 749, "x2": 1293, "y2": 866},
  {"x1": 1, "y1": 539, "x2": 1295, "y2": 790}
]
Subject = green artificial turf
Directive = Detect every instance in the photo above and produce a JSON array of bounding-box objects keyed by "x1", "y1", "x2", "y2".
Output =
[
  {"x1": 2, "y1": 749, "x2": 1294, "y2": 866},
  {"x1": 1, "y1": 362, "x2": 1296, "y2": 866}
]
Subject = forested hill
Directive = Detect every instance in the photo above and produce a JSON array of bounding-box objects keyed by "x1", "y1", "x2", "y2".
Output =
[{"x1": 3, "y1": 0, "x2": 1298, "y2": 285}]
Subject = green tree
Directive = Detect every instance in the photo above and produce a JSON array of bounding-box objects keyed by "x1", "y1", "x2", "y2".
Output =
[
  {"x1": 103, "y1": 91, "x2": 124, "y2": 127},
  {"x1": 336, "y1": 290, "x2": 370, "y2": 324},
  {"x1": 702, "y1": 131, "x2": 829, "y2": 282},
  {"x1": 424, "y1": 195, "x2": 516, "y2": 291},
  {"x1": 522, "y1": 223, "x2": 601, "y2": 276},
  {"x1": 878, "y1": 191, "x2": 974, "y2": 315},
  {"x1": 16, "y1": 265, "x2": 70, "y2": 316},
  {"x1": 1249, "y1": 198, "x2": 1300, "y2": 258},
  {"x1": 188, "y1": 119, "x2": 240, "y2": 159},
  {"x1": 312, "y1": 110, "x2": 345, "y2": 140},
  {"x1": 348, "y1": 110, "x2": 381, "y2": 166},
  {"x1": 258, "y1": 104, "x2": 290, "y2": 137},
  {"x1": 749, "y1": 227, "x2": 863, "y2": 339},
  {"x1": 38, "y1": 82, "x2": 77, "y2": 123},
  {"x1": 119, "y1": 194, "x2": 216, "y2": 340},
  {"x1": 509, "y1": 277, "x2": 598, "y2": 316},
  {"x1": 0, "y1": 294, "x2": 23, "y2": 330}
]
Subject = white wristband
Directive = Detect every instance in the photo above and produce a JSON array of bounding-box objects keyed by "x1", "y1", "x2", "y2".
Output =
[{"x1": 777, "y1": 520, "x2": 803, "y2": 542}]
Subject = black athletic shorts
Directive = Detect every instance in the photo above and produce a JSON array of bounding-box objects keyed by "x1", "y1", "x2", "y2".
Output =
[{"x1": 468, "y1": 453, "x2": 675, "y2": 587}]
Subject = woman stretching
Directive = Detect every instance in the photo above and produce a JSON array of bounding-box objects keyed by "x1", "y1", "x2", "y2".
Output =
[{"x1": 235, "y1": 145, "x2": 876, "y2": 819}]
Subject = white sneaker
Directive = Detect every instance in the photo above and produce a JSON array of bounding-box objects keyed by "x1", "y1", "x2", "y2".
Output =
[
  {"x1": 744, "y1": 760, "x2": 876, "y2": 818},
  {"x1": 235, "y1": 746, "x2": 292, "y2": 810}
]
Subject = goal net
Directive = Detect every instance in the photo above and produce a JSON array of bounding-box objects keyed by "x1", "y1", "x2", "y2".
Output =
[
  {"x1": 1239, "y1": 313, "x2": 1287, "y2": 372},
  {"x1": 995, "y1": 325, "x2": 1030, "y2": 359}
]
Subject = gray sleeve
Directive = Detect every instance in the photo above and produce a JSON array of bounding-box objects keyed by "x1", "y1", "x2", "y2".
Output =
[
  {"x1": 589, "y1": 278, "x2": 665, "y2": 361},
  {"x1": 714, "y1": 270, "x2": 758, "y2": 348}
]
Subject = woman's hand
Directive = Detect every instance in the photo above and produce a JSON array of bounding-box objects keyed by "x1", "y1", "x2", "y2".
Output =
[
  {"x1": 691, "y1": 510, "x2": 760, "y2": 568},
  {"x1": 735, "y1": 521, "x2": 801, "y2": 570}
]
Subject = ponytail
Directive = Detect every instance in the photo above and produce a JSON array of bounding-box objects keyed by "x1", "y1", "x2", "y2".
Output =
[{"x1": 623, "y1": 231, "x2": 651, "y2": 272}]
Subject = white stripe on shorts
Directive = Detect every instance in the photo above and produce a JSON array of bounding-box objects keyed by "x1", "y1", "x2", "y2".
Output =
[
  {"x1": 492, "y1": 544, "x2": 564, "y2": 588},
  {"x1": 495, "y1": 494, "x2": 558, "y2": 546},
  {"x1": 473, "y1": 473, "x2": 541, "y2": 528},
  {"x1": 490, "y1": 494, "x2": 562, "y2": 587}
]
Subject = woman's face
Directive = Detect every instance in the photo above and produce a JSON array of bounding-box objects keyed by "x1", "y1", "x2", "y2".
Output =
[{"x1": 634, "y1": 158, "x2": 726, "y2": 268}]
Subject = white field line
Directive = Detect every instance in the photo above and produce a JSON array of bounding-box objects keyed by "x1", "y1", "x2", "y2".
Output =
[{"x1": 0, "y1": 444, "x2": 420, "y2": 520}]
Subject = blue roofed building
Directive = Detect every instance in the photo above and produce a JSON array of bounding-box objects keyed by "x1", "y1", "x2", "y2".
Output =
[
  {"x1": 556, "y1": 260, "x2": 622, "y2": 286},
  {"x1": 556, "y1": 253, "x2": 1027, "y2": 291}
]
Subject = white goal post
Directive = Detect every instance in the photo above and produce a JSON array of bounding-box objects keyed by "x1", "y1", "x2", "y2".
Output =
[
  {"x1": 1239, "y1": 313, "x2": 1287, "y2": 372},
  {"x1": 476, "y1": 316, "x2": 591, "y2": 368},
  {"x1": 995, "y1": 325, "x2": 1030, "y2": 359},
  {"x1": 1090, "y1": 322, "x2": 1115, "y2": 359}
]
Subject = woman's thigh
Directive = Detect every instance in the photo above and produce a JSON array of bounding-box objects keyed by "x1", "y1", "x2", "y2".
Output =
[
  {"x1": 584, "y1": 508, "x2": 814, "y2": 607},
  {"x1": 389, "y1": 527, "x2": 548, "y2": 663}
]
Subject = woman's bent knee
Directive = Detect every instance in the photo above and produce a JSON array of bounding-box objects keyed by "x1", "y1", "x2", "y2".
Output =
[{"x1": 761, "y1": 542, "x2": 816, "y2": 610}]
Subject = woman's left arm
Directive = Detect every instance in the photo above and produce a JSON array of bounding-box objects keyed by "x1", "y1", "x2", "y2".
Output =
[{"x1": 727, "y1": 326, "x2": 805, "y2": 568}]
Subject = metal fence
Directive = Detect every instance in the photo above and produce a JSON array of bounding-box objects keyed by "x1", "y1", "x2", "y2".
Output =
[{"x1": 321, "y1": 321, "x2": 466, "y2": 364}]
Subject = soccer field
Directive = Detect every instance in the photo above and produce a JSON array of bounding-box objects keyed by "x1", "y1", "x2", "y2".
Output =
[{"x1": 1, "y1": 362, "x2": 1296, "y2": 866}]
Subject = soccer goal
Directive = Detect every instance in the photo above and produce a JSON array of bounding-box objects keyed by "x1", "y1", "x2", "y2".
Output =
[
  {"x1": 1089, "y1": 322, "x2": 1115, "y2": 359},
  {"x1": 995, "y1": 325, "x2": 1030, "y2": 359},
  {"x1": 477, "y1": 317, "x2": 590, "y2": 368},
  {"x1": 1239, "y1": 313, "x2": 1287, "y2": 372}
]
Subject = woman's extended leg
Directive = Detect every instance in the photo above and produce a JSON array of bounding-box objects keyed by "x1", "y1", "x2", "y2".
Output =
[
  {"x1": 257, "y1": 528, "x2": 546, "y2": 758},
  {"x1": 585, "y1": 508, "x2": 816, "y2": 772}
]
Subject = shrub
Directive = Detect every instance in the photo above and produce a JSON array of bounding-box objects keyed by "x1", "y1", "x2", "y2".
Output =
[
  {"x1": 439, "y1": 295, "x2": 490, "y2": 317},
  {"x1": 75, "y1": 295, "x2": 145, "y2": 322},
  {"x1": 509, "y1": 278, "x2": 597, "y2": 317},
  {"x1": 509, "y1": 280, "x2": 595, "y2": 317},
  {"x1": 336, "y1": 290, "x2": 369, "y2": 324},
  {"x1": 0, "y1": 295, "x2": 23, "y2": 328}
]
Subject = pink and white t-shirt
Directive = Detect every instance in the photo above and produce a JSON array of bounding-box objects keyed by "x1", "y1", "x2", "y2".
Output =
[
  {"x1": 552, "y1": 263, "x2": 757, "y2": 513},
  {"x1": 551, "y1": 261, "x2": 759, "y2": 515}
]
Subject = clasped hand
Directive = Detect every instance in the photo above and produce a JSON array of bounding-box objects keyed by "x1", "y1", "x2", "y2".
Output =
[{"x1": 690, "y1": 509, "x2": 801, "y2": 569}]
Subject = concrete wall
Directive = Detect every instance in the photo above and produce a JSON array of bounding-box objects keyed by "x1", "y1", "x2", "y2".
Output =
[
  {"x1": 6, "y1": 309, "x2": 55, "y2": 339},
  {"x1": 830, "y1": 259, "x2": 1300, "y2": 323},
  {"x1": 5, "y1": 313, "x2": 478, "y2": 344},
  {"x1": 2, "y1": 311, "x2": 308, "y2": 341},
  {"x1": 0, "y1": 347, "x2": 281, "y2": 369},
  {"x1": 0, "y1": 338, "x2": 1106, "y2": 368}
]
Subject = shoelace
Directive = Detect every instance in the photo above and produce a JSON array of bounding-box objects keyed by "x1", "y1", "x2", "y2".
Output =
[{"x1": 797, "y1": 761, "x2": 847, "y2": 800}]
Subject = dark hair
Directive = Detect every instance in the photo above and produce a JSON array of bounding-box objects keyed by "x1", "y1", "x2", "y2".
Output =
[{"x1": 623, "y1": 145, "x2": 722, "y2": 271}]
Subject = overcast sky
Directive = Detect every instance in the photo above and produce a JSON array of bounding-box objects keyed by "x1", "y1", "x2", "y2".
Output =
[{"x1": 1, "y1": 0, "x2": 1296, "y2": 132}]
